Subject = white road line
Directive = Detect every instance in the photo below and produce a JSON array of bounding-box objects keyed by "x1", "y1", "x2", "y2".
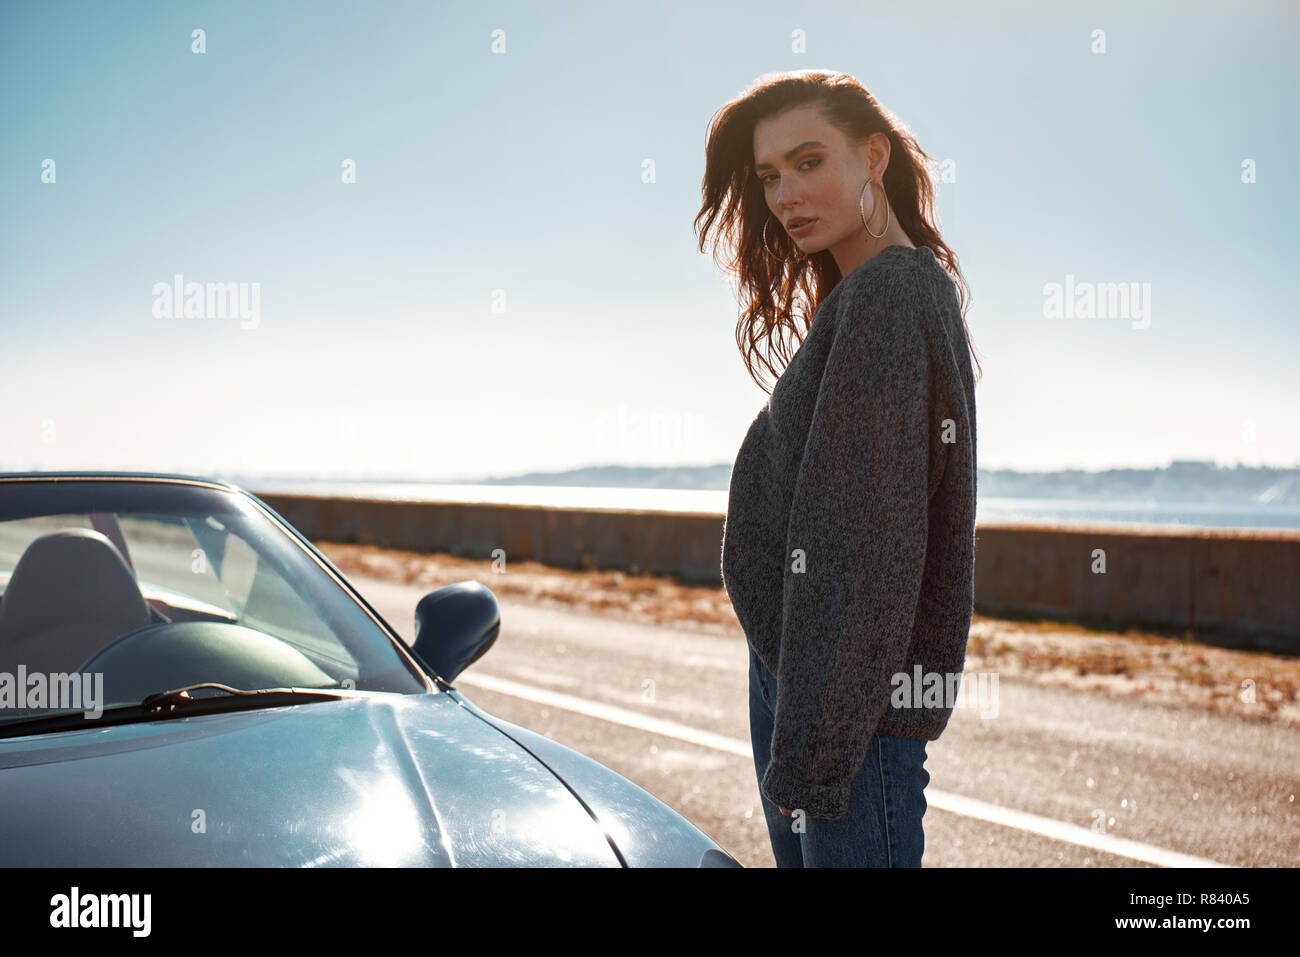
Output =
[{"x1": 454, "y1": 670, "x2": 1234, "y2": 869}]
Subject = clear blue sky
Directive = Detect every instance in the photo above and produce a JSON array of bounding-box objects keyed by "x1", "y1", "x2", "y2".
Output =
[{"x1": 2, "y1": 0, "x2": 1297, "y2": 481}]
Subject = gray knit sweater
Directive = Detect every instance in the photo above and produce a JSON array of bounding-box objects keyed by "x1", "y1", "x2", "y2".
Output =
[{"x1": 721, "y1": 243, "x2": 977, "y2": 820}]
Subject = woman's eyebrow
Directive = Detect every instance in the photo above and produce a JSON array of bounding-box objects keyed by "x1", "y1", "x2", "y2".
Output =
[{"x1": 754, "y1": 140, "x2": 826, "y2": 171}]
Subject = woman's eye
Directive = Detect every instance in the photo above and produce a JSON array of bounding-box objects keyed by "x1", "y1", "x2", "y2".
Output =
[{"x1": 760, "y1": 157, "x2": 820, "y2": 185}]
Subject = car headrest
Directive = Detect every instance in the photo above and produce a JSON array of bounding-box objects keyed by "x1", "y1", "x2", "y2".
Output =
[{"x1": 0, "y1": 528, "x2": 151, "y2": 674}]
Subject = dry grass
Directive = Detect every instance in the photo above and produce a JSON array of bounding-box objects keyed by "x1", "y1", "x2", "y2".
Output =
[{"x1": 318, "y1": 541, "x2": 1300, "y2": 729}]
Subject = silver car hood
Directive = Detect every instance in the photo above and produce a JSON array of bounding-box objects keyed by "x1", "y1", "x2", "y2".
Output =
[{"x1": 0, "y1": 692, "x2": 623, "y2": 866}]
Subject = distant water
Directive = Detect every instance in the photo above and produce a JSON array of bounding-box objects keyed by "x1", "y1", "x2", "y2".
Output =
[
  {"x1": 972, "y1": 496, "x2": 1300, "y2": 532},
  {"x1": 250, "y1": 482, "x2": 728, "y2": 513},
  {"x1": 245, "y1": 481, "x2": 1300, "y2": 532}
]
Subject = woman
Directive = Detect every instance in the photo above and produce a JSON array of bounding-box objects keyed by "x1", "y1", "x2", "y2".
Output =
[{"x1": 695, "y1": 71, "x2": 981, "y2": 867}]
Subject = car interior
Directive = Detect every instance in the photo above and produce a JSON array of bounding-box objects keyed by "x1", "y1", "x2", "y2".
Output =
[{"x1": 0, "y1": 513, "x2": 359, "y2": 708}]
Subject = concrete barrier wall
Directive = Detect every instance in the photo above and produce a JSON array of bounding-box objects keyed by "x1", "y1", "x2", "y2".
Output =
[
  {"x1": 972, "y1": 523, "x2": 1300, "y2": 654},
  {"x1": 255, "y1": 493, "x2": 1300, "y2": 654},
  {"x1": 257, "y1": 494, "x2": 726, "y2": 581}
]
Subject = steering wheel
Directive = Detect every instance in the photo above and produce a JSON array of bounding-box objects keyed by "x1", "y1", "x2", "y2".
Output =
[{"x1": 77, "y1": 621, "x2": 334, "y2": 707}]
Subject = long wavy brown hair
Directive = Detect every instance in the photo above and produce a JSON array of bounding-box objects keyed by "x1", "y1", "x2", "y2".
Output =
[{"x1": 694, "y1": 70, "x2": 982, "y2": 393}]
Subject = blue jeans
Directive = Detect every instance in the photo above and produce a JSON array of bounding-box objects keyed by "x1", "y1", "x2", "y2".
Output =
[{"x1": 748, "y1": 642, "x2": 930, "y2": 867}]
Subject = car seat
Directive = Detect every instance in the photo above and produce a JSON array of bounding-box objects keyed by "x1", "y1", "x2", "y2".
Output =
[{"x1": 0, "y1": 528, "x2": 152, "y2": 675}]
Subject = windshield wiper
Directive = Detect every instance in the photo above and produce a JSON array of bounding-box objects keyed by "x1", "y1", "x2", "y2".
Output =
[
  {"x1": 140, "y1": 682, "x2": 345, "y2": 711},
  {"x1": 0, "y1": 683, "x2": 350, "y2": 739}
]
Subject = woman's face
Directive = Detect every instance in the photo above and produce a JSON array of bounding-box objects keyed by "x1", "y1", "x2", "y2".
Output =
[{"x1": 753, "y1": 105, "x2": 898, "y2": 277}]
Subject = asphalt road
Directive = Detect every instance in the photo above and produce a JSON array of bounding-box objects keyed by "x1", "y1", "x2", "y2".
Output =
[{"x1": 352, "y1": 573, "x2": 1299, "y2": 869}]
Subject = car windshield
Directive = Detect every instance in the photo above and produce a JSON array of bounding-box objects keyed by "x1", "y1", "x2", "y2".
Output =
[{"x1": 0, "y1": 478, "x2": 429, "y2": 728}]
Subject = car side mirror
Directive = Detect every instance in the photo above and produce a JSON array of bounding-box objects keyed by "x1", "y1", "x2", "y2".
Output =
[{"x1": 412, "y1": 581, "x2": 500, "y2": 683}]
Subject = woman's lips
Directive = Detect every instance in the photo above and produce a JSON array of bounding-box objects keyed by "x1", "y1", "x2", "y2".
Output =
[{"x1": 789, "y1": 218, "x2": 817, "y2": 236}]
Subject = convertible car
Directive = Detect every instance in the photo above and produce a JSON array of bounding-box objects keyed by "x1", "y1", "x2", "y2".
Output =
[{"x1": 0, "y1": 472, "x2": 741, "y2": 867}]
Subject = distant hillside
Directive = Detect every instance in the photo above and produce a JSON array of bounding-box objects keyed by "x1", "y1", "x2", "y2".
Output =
[
  {"x1": 119, "y1": 458, "x2": 1300, "y2": 508},
  {"x1": 976, "y1": 461, "x2": 1300, "y2": 506},
  {"x1": 461, "y1": 459, "x2": 1300, "y2": 506},
  {"x1": 466, "y1": 463, "x2": 734, "y2": 491}
]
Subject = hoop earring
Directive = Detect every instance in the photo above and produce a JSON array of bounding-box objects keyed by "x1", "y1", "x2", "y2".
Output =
[
  {"x1": 859, "y1": 178, "x2": 889, "y2": 239},
  {"x1": 762, "y1": 217, "x2": 805, "y2": 263}
]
